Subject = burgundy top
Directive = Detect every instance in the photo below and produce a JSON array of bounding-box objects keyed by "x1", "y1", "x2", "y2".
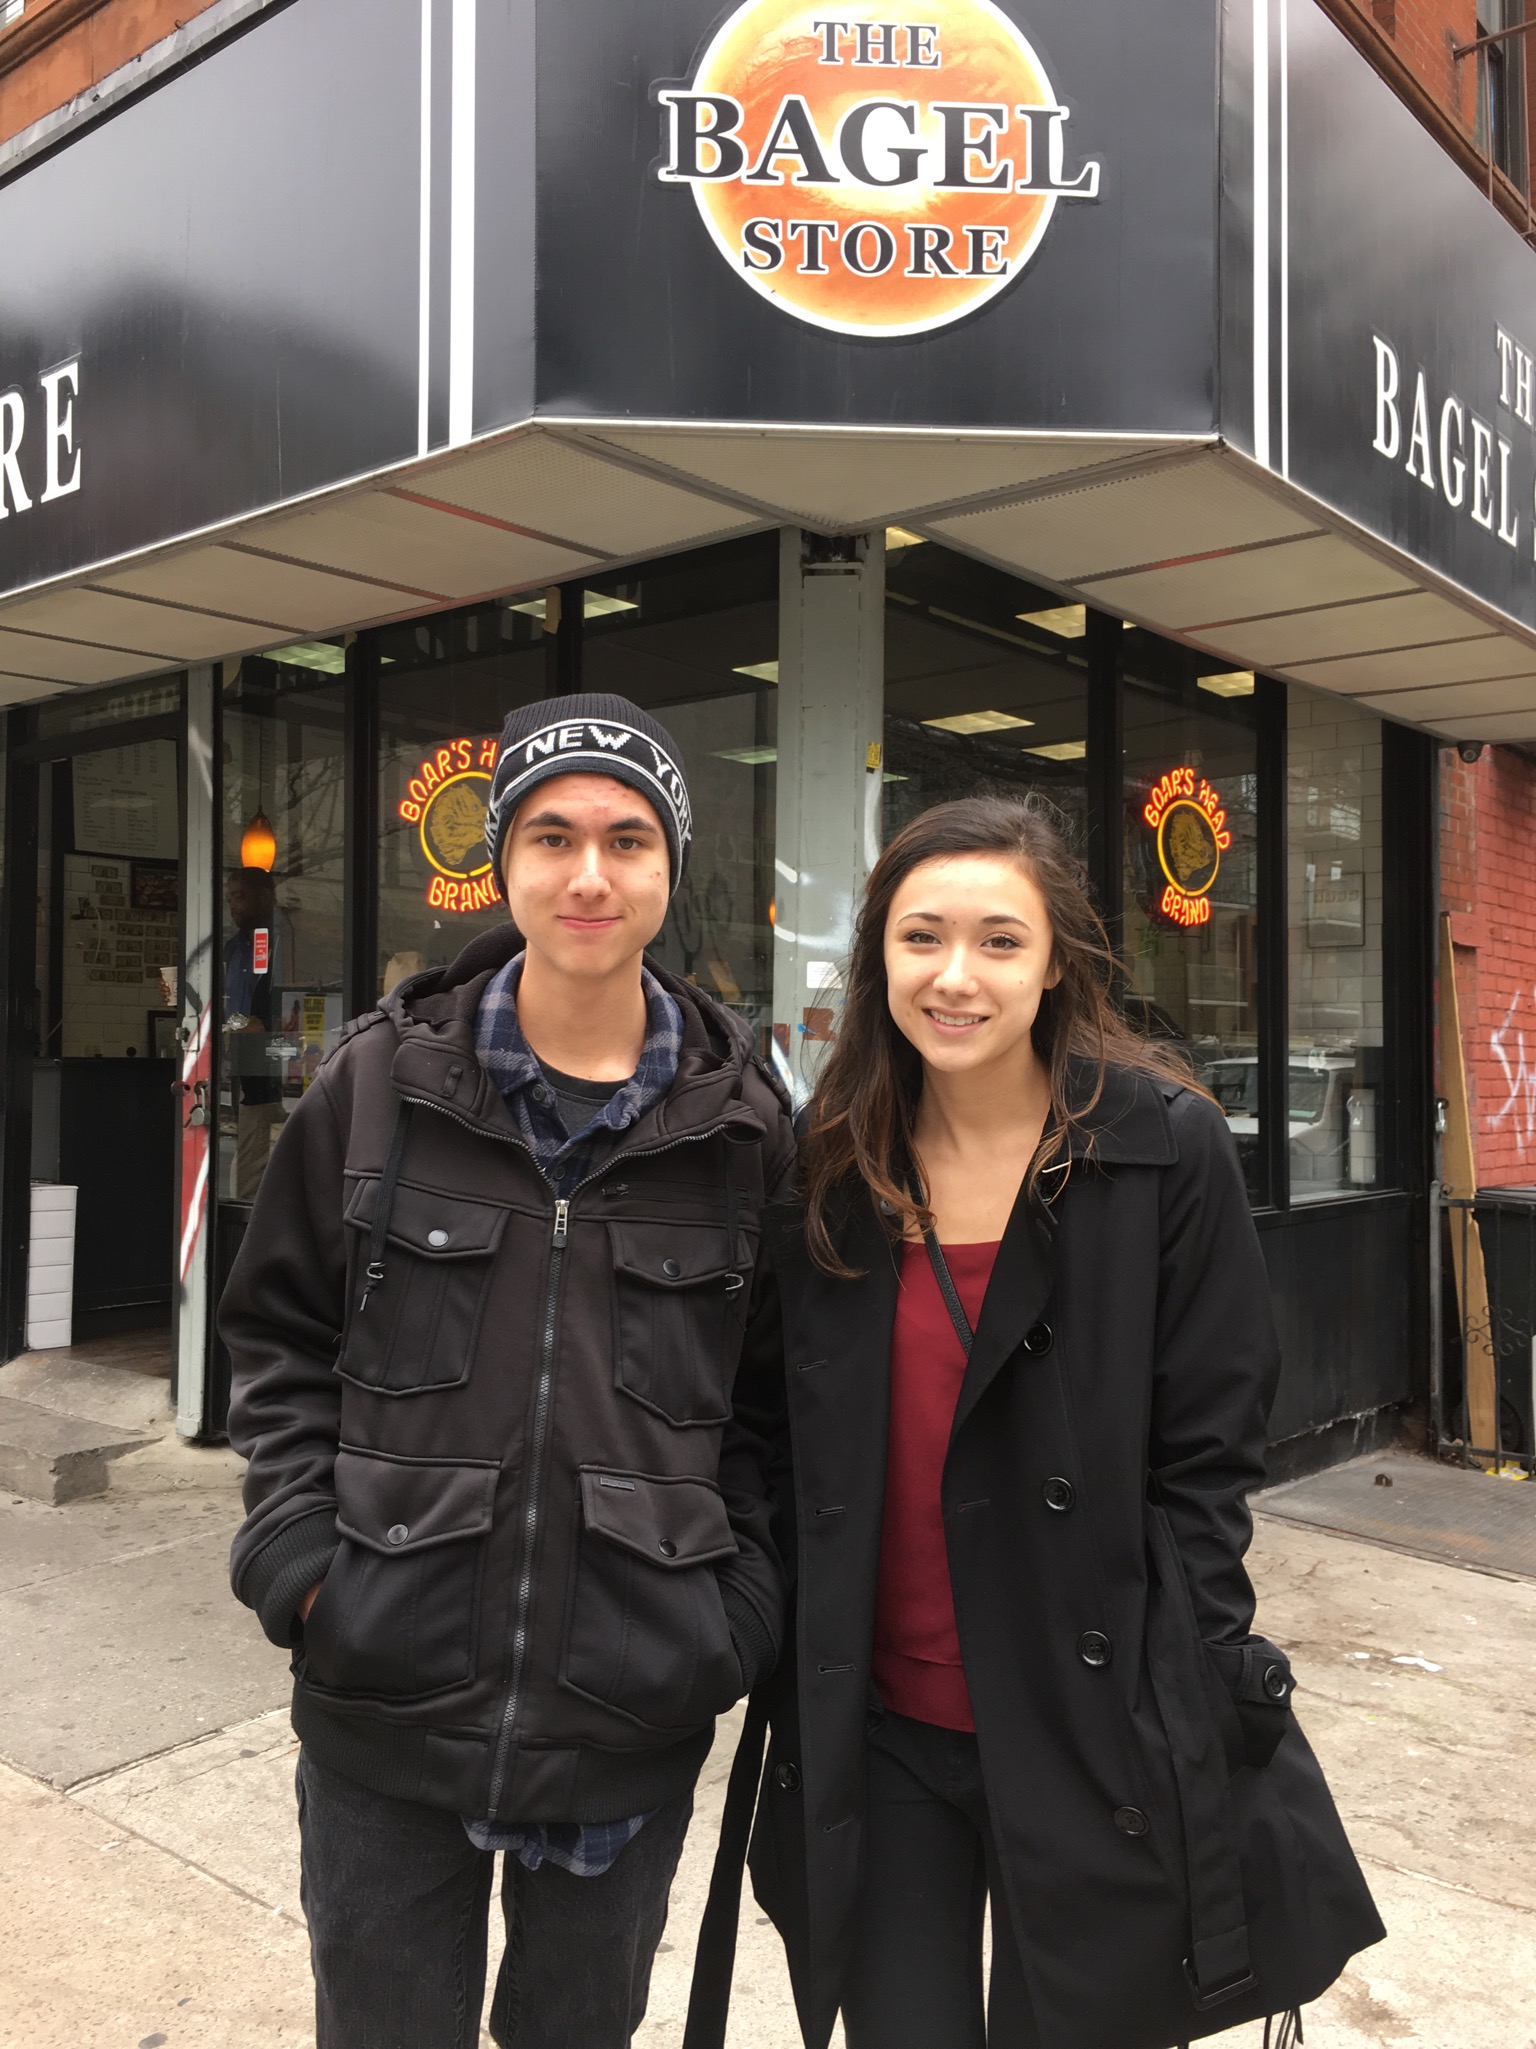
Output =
[{"x1": 871, "y1": 1238, "x2": 999, "y2": 1734}]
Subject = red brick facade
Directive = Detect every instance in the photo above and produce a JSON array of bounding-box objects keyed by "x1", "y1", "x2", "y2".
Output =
[{"x1": 1441, "y1": 747, "x2": 1536, "y2": 1185}]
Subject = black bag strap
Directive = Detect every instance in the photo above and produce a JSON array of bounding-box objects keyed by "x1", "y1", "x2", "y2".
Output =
[
  {"x1": 358, "y1": 1099, "x2": 414, "y2": 1314},
  {"x1": 907, "y1": 1168, "x2": 974, "y2": 1358},
  {"x1": 681, "y1": 1688, "x2": 771, "y2": 2049}
]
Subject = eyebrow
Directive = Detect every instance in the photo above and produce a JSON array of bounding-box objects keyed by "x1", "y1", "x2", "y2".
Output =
[{"x1": 900, "y1": 910, "x2": 1031, "y2": 929}]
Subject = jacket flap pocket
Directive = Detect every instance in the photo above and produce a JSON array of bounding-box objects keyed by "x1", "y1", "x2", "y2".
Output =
[
  {"x1": 334, "y1": 1444, "x2": 499, "y2": 1555},
  {"x1": 345, "y1": 1178, "x2": 509, "y2": 1258},
  {"x1": 579, "y1": 1469, "x2": 738, "y2": 1569},
  {"x1": 607, "y1": 1220, "x2": 737, "y2": 1288}
]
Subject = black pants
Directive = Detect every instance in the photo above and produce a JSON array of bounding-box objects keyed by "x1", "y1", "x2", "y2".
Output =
[
  {"x1": 841, "y1": 1713, "x2": 1041, "y2": 2049},
  {"x1": 296, "y1": 1750, "x2": 692, "y2": 2049}
]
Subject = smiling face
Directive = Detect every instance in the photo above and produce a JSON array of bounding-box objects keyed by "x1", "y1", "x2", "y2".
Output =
[
  {"x1": 500, "y1": 773, "x2": 671, "y2": 982},
  {"x1": 883, "y1": 852, "x2": 1061, "y2": 1079}
]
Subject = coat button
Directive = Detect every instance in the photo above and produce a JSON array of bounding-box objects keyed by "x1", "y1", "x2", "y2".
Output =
[
  {"x1": 1023, "y1": 1321, "x2": 1053, "y2": 1355},
  {"x1": 427, "y1": 1229, "x2": 449, "y2": 1248},
  {"x1": 658, "y1": 1539, "x2": 678, "y2": 1558},
  {"x1": 662, "y1": 1257, "x2": 682, "y2": 1278},
  {"x1": 1263, "y1": 1663, "x2": 1290, "y2": 1701},
  {"x1": 1078, "y1": 1630, "x2": 1112, "y2": 1668},
  {"x1": 386, "y1": 1524, "x2": 410, "y2": 1545},
  {"x1": 1043, "y1": 1477, "x2": 1075, "y2": 1512},
  {"x1": 1114, "y1": 1806, "x2": 1149, "y2": 1837},
  {"x1": 775, "y1": 1762, "x2": 801, "y2": 1792}
]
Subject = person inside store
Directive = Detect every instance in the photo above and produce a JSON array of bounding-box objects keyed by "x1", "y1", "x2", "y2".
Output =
[
  {"x1": 689, "y1": 794, "x2": 1384, "y2": 2049},
  {"x1": 224, "y1": 864, "x2": 283, "y2": 1199},
  {"x1": 221, "y1": 693, "x2": 795, "y2": 2049}
]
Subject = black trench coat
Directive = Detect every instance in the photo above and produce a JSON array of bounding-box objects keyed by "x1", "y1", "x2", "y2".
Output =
[{"x1": 713, "y1": 1066, "x2": 1384, "y2": 2049}]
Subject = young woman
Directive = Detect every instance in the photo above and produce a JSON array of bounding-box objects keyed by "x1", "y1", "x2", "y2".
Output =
[{"x1": 692, "y1": 795, "x2": 1383, "y2": 2049}]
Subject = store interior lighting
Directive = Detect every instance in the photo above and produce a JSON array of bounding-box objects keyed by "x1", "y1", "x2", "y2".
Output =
[
  {"x1": 240, "y1": 810, "x2": 277, "y2": 871},
  {"x1": 1024, "y1": 739, "x2": 1088, "y2": 761},
  {"x1": 714, "y1": 745, "x2": 779, "y2": 766},
  {"x1": 262, "y1": 640, "x2": 346, "y2": 674},
  {"x1": 1016, "y1": 604, "x2": 1088, "y2": 638},
  {"x1": 1198, "y1": 670, "x2": 1256, "y2": 697},
  {"x1": 922, "y1": 709, "x2": 1034, "y2": 735},
  {"x1": 505, "y1": 592, "x2": 639, "y2": 623},
  {"x1": 732, "y1": 660, "x2": 780, "y2": 682},
  {"x1": 885, "y1": 526, "x2": 926, "y2": 551}
]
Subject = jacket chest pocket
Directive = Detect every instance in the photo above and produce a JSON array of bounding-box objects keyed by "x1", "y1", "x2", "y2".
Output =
[
  {"x1": 302, "y1": 1445, "x2": 499, "y2": 1699},
  {"x1": 608, "y1": 1220, "x2": 754, "y2": 1428},
  {"x1": 562, "y1": 1469, "x2": 742, "y2": 1731},
  {"x1": 338, "y1": 1179, "x2": 511, "y2": 1396}
]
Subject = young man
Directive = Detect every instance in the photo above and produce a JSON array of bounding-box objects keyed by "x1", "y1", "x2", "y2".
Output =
[{"x1": 224, "y1": 693, "x2": 795, "y2": 2049}]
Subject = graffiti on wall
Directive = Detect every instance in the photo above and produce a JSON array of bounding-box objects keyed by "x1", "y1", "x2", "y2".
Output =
[{"x1": 1490, "y1": 986, "x2": 1536, "y2": 1154}]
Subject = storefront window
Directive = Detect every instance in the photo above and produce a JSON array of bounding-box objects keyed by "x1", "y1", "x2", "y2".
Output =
[
  {"x1": 884, "y1": 539, "x2": 1089, "y2": 840},
  {"x1": 219, "y1": 648, "x2": 346, "y2": 1202},
  {"x1": 1121, "y1": 637, "x2": 1262, "y2": 1198},
  {"x1": 1287, "y1": 691, "x2": 1384, "y2": 1202}
]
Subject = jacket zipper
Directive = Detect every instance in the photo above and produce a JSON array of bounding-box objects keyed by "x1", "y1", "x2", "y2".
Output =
[{"x1": 395, "y1": 1090, "x2": 740, "y2": 1819}]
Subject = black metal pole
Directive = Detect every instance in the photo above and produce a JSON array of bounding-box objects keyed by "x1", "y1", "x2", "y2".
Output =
[
  {"x1": 1084, "y1": 607, "x2": 1123, "y2": 948},
  {"x1": 343, "y1": 634, "x2": 380, "y2": 1019},
  {"x1": 1255, "y1": 674, "x2": 1288, "y2": 1213},
  {"x1": 0, "y1": 709, "x2": 40, "y2": 1358}
]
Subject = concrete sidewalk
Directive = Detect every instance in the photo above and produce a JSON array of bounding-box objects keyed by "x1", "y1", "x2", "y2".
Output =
[{"x1": 2, "y1": 1426, "x2": 1533, "y2": 2048}]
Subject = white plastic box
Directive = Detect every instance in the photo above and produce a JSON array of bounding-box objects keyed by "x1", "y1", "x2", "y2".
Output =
[{"x1": 27, "y1": 1183, "x2": 77, "y2": 1350}]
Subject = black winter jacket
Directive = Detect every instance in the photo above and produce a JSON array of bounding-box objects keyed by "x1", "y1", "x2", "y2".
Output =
[
  {"x1": 224, "y1": 926, "x2": 795, "y2": 1824},
  {"x1": 710, "y1": 1066, "x2": 1383, "y2": 2049}
]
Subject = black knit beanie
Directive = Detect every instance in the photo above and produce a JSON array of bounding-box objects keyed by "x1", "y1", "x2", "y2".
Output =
[{"x1": 483, "y1": 694, "x2": 692, "y2": 896}]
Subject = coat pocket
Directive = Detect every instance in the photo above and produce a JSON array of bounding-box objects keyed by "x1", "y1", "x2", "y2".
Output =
[
  {"x1": 608, "y1": 1220, "x2": 753, "y2": 1427},
  {"x1": 562, "y1": 1468, "x2": 743, "y2": 1731},
  {"x1": 302, "y1": 1445, "x2": 499, "y2": 1698},
  {"x1": 337, "y1": 1178, "x2": 510, "y2": 1396}
]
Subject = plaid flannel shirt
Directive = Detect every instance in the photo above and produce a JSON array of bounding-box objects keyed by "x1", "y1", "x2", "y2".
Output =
[{"x1": 463, "y1": 948, "x2": 684, "y2": 1875}]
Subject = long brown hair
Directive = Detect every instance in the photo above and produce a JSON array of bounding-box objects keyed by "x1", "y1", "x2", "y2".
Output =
[{"x1": 802, "y1": 792, "x2": 1201, "y2": 1276}]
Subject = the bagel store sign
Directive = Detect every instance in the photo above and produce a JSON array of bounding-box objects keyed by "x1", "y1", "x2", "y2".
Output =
[
  {"x1": 655, "y1": 0, "x2": 1101, "y2": 338},
  {"x1": 1143, "y1": 768, "x2": 1231, "y2": 930},
  {"x1": 399, "y1": 737, "x2": 499, "y2": 913}
]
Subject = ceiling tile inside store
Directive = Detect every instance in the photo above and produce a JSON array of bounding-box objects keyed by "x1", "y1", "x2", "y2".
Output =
[
  {"x1": 0, "y1": 627, "x2": 157, "y2": 686},
  {"x1": 931, "y1": 455, "x2": 1317, "y2": 583},
  {"x1": 1289, "y1": 636, "x2": 1536, "y2": 693},
  {"x1": 250, "y1": 491, "x2": 597, "y2": 602},
  {"x1": 415, "y1": 436, "x2": 763, "y2": 558},
  {"x1": 0, "y1": 587, "x2": 257, "y2": 661},
  {"x1": 1086, "y1": 533, "x2": 1415, "y2": 630},
  {"x1": 1179, "y1": 588, "x2": 1490, "y2": 668},
  {"x1": 97, "y1": 547, "x2": 413, "y2": 634},
  {"x1": 574, "y1": 428, "x2": 1172, "y2": 529}
]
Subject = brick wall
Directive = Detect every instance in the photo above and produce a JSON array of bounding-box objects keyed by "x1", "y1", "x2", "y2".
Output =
[
  {"x1": 0, "y1": 0, "x2": 221, "y2": 147},
  {"x1": 1440, "y1": 745, "x2": 1536, "y2": 1187},
  {"x1": 1348, "y1": 0, "x2": 1480, "y2": 128}
]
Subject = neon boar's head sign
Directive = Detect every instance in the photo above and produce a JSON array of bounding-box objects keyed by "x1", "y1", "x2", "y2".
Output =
[
  {"x1": 656, "y1": 0, "x2": 1101, "y2": 338},
  {"x1": 1143, "y1": 768, "x2": 1231, "y2": 930}
]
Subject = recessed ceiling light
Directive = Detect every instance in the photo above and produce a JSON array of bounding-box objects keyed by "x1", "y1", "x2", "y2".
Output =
[
  {"x1": 733, "y1": 660, "x2": 779, "y2": 683},
  {"x1": 1017, "y1": 605, "x2": 1087, "y2": 639},
  {"x1": 886, "y1": 526, "x2": 926, "y2": 550},
  {"x1": 922, "y1": 710, "x2": 1035, "y2": 736},
  {"x1": 506, "y1": 592, "x2": 640, "y2": 622},
  {"x1": 714, "y1": 745, "x2": 778, "y2": 766},
  {"x1": 1024, "y1": 740, "x2": 1088, "y2": 761},
  {"x1": 262, "y1": 640, "x2": 346, "y2": 674},
  {"x1": 1199, "y1": 670, "x2": 1256, "y2": 697}
]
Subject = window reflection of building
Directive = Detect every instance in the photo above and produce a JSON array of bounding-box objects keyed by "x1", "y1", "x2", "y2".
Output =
[
  {"x1": 884, "y1": 539, "x2": 1089, "y2": 841},
  {"x1": 219, "y1": 648, "x2": 347, "y2": 1203},
  {"x1": 1288, "y1": 691, "x2": 1384, "y2": 1203}
]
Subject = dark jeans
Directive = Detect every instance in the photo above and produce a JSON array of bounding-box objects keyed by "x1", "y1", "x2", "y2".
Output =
[
  {"x1": 841, "y1": 1712, "x2": 1041, "y2": 2049},
  {"x1": 296, "y1": 1750, "x2": 692, "y2": 2049}
]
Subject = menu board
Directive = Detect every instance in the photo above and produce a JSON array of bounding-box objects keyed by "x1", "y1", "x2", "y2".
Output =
[{"x1": 73, "y1": 741, "x2": 179, "y2": 860}]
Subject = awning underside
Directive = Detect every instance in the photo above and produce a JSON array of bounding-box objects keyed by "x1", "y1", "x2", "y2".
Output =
[{"x1": 2, "y1": 423, "x2": 1534, "y2": 743}]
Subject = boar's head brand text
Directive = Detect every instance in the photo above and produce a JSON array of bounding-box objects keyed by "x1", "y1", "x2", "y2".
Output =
[{"x1": 657, "y1": 0, "x2": 1100, "y2": 338}]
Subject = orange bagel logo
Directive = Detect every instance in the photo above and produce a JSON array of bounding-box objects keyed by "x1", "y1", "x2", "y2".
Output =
[
  {"x1": 398, "y1": 736, "x2": 500, "y2": 914},
  {"x1": 657, "y1": 0, "x2": 1100, "y2": 337}
]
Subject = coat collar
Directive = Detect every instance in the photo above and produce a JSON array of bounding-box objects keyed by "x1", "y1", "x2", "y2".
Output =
[{"x1": 1061, "y1": 1059, "x2": 1180, "y2": 1168}]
